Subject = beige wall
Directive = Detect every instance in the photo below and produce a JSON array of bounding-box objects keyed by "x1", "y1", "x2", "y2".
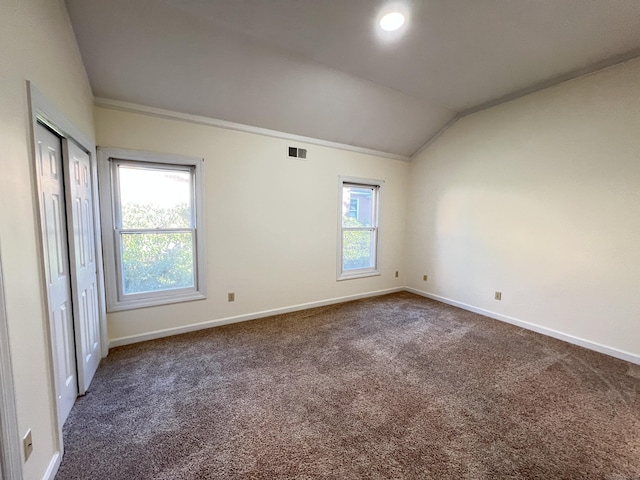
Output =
[
  {"x1": 94, "y1": 107, "x2": 409, "y2": 343},
  {"x1": 406, "y1": 58, "x2": 640, "y2": 360},
  {"x1": 0, "y1": 0, "x2": 95, "y2": 478}
]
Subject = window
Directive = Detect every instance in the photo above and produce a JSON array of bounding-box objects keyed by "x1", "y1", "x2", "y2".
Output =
[
  {"x1": 98, "y1": 148, "x2": 206, "y2": 311},
  {"x1": 348, "y1": 198, "x2": 359, "y2": 218},
  {"x1": 338, "y1": 177, "x2": 382, "y2": 280}
]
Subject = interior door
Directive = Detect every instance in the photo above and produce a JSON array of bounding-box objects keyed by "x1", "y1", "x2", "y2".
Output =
[
  {"x1": 63, "y1": 140, "x2": 101, "y2": 393},
  {"x1": 35, "y1": 123, "x2": 77, "y2": 424}
]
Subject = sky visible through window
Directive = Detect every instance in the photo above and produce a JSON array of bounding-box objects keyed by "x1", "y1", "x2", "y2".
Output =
[{"x1": 119, "y1": 166, "x2": 190, "y2": 218}]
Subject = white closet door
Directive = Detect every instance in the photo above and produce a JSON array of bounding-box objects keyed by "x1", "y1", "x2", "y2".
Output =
[
  {"x1": 64, "y1": 140, "x2": 101, "y2": 393},
  {"x1": 35, "y1": 123, "x2": 77, "y2": 423}
]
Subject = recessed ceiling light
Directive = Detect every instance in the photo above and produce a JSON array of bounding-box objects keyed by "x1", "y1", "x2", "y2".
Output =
[{"x1": 379, "y1": 12, "x2": 405, "y2": 31}]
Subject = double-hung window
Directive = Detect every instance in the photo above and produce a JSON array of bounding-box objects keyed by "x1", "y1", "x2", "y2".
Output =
[
  {"x1": 98, "y1": 148, "x2": 206, "y2": 311},
  {"x1": 338, "y1": 177, "x2": 382, "y2": 280}
]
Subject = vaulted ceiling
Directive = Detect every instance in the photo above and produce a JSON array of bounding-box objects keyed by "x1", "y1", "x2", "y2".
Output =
[{"x1": 65, "y1": 0, "x2": 640, "y2": 158}]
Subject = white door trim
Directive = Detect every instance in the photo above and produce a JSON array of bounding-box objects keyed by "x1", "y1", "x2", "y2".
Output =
[
  {"x1": 0, "y1": 243, "x2": 23, "y2": 480},
  {"x1": 26, "y1": 82, "x2": 107, "y2": 451},
  {"x1": 28, "y1": 82, "x2": 107, "y2": 359}
]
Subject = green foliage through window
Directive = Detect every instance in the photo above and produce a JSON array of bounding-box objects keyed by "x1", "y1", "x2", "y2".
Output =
[
  {"x1": 342, "y1": 216, "x2": 373, "y2": 270},
  {"x1": 121, "y1": 203, "x2": 194, "y2": 294}
]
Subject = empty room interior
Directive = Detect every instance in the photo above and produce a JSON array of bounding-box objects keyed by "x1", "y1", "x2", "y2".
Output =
[{"x1": 1, "y1": 0, "x2": 640, "y2": 479}]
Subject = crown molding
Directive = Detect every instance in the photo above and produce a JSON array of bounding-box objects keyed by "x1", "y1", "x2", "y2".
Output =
[
  {"x1": 410, "y1": 50, "x2": 640, "y2": 161},
  {"x1": 460, "y1": 48, "x2": 640, "y2": 117},
  {"x1": 94, "y1": 98, "x2": 410, "y2": 162},
  {"x1": 409, "y1": 114, "x2": 461, "y2": 160}
]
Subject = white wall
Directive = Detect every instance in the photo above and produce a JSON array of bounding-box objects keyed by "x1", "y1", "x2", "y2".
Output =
[
  {"x1": 406, "y1": 58, "x2": 640, "y2": 361},
  {"x1": 0, "y1": 1, "x2": 95, "y2": 479},
  {"x1": 94, "y1": 107, "x2": 409, "y2": 343}
]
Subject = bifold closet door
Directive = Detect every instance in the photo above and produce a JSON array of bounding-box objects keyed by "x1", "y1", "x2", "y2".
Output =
[
  {"x1": 35, "y1": 123, "x2": 77, "y2": 424},
  {"x1": 63, "y1": 139, "x2": 101, "y2": 394}
]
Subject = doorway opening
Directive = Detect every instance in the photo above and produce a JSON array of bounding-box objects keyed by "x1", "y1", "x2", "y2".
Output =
[{"x1": 28, "y1": 83, "x2": 107, "y2": 462}]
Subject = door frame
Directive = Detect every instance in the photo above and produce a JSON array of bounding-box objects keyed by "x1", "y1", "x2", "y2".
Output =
[
  {"x1": 0, "y1": 243, "x2": 22, "y2": 480},
  {"x1": 27, "y1": 82, "x2": 108, "y2": 453}
]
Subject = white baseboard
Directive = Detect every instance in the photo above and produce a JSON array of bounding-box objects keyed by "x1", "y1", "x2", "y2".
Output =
[
  {"x1": 43, "y1": 451, "x2": 61, "y2": 480},
  {"x1": 109, "y1": 286, "x2": 639, "y2": 366},
  {"x1": 109, "y1": 287, "x2": 404, "y2": 348},
  {"x1": 406, "y1": 287, "x2": 640, "y2": 366}
]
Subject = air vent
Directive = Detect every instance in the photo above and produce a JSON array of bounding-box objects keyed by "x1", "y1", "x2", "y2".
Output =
[{"x1": 288, "y1": 146, "x2": 308, "y2": 160}]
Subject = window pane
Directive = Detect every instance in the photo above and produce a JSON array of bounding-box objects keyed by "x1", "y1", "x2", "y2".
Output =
[
  {"x1": 342, "y1": 186, "x2": 374, "y2": 227},
  {"x1": 121, "y1": 232, "x2": 194, "y2": 294},
  {"x1": 118, "y1": 165, "x2": 192, "y2": 229},
  {"x1": 343, "y1": 230, "x2": 375, "y2": 270}
]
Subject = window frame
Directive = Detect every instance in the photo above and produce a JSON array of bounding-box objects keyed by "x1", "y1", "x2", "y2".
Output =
[
  {"x1": 98, "y1": 147, "x2": 206, "y2": 311},
  {"x1": 337, "y1": 176, "x2": 383, "y2": 281}
]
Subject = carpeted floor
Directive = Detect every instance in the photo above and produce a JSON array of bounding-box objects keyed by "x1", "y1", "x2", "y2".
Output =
[{"x1": 56, "y1": 292, "x2": 640, "y2": 479}]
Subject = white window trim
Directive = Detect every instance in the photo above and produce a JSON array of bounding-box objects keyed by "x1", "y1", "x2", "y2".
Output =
[
  {"x1": 337, "y1": 176, "x2": 383, "y2": 281},
  {"x1": 98, "y1": 147, "x2": 207, "y2": 311}
]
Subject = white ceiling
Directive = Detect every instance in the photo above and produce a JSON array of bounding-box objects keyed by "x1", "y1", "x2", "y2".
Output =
[{"x1": 65, "y1": 0, "x2": 640, "y2": 157}]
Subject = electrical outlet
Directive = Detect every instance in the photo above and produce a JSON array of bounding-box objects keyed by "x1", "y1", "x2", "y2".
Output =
[
  {"x1": 395, "y1": 271, "x2": 399, "y2": 278},
  {"x1": 228, "y1": 292, "x2": 235, "y2": 302},
  {"x1": 23, "y1": 429, "x2": 33, "y2": 461},
  {"x1": 423, "y1": 274, "x2": 428, "y2": 281},
  {"x1": 495, "y1": 291, "x2": 502, "y2": 301}
]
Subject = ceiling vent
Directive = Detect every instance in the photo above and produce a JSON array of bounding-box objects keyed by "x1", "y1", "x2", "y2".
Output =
[{"x1": 288, "y1": 146, "x2": 307, "y2": 159}]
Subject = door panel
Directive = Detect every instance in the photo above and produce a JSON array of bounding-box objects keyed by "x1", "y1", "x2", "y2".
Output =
[
  {"x1": 36, "y1": 124, "x2": 77, "y2": 424},
  {"x1": 55, "y1": 303, "x2": 75, "y2": 391},
  {"x1": 64, "y1": 140, "x2": 101, "y2": 393}
]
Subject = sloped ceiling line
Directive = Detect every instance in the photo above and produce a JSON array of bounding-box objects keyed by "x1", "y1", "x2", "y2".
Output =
[
  {"x1": 461, "y1": 47, "x2": 640, "y2": 117},
  {"x1": 68, "y1": 0, "x2": 640, "y2": 159},
  {"x1": 410, "y1": 50, "x2": 640, "y2": 160},
  {"x1": 94, "y1": 98, "x2": 412, "y2": 162},
  {"x1": 97, "y1": 46, "x2": 640, "y2": 164}
]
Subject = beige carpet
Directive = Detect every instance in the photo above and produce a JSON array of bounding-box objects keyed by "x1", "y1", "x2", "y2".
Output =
[{"x1": 56, "y1": 292, "x2": 640, "y2": 479}]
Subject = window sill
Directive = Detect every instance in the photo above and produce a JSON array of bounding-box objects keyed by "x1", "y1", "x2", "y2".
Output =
[
  {"x1": 337, "y1": 270, "x2": 381, "y2": 281},
  {"x1": 107, "y1": 291, "x2": 206, "y2": 312}
]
